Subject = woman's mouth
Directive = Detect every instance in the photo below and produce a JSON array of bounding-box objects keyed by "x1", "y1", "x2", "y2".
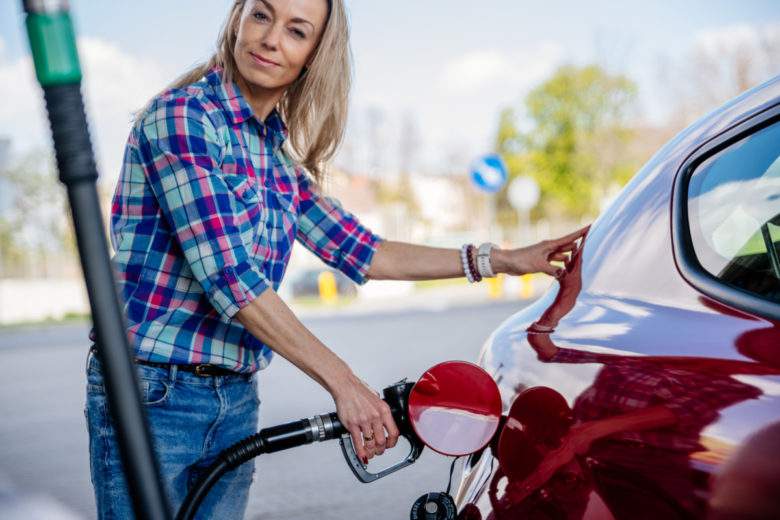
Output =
[{"x1": 249, "y1": 51, "x2": 280, "y2": 67}]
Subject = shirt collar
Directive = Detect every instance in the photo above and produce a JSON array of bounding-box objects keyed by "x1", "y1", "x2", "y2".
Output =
[
  {"x1": 205, "y1": 65, "x2": 288, "y2": 147},
  {"x1": 264, "y1": 107, "x2": 288, "y2": 150}
]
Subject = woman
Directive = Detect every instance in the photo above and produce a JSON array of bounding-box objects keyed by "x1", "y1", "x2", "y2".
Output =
[{"x1": 84, "y1": 0, "x2": 587, "y2": 517}]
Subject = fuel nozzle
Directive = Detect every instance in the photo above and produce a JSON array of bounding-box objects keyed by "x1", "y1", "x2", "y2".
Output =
[
  {"x1": 338, "y1": 379, "x2": 425, "y2": 483},
  {"x1": 305, "y1": 378, "x2": 415, "y2": 444}
]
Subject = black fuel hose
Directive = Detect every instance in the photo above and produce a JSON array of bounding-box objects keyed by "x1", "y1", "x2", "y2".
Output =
[
  {"x1": 177, "y1": 381, "x2": 414, "y2": 519},
  {"x1": 175, "y1": 413, "x2": 345, "y2": 520}
]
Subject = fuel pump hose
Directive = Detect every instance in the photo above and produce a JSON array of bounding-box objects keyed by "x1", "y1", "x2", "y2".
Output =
[{"x1": 175, "y1": 413, "x2": 345, "y2": 520}]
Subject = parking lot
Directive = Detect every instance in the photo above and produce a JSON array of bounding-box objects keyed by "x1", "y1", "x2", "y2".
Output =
[{"x1": 0, "y1": 300, "x2": 525, "y2": 519}]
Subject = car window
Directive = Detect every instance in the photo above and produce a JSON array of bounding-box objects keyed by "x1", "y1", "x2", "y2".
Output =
[{"x1": 687, "y1": 120, "x2": 780, "y2": 303}]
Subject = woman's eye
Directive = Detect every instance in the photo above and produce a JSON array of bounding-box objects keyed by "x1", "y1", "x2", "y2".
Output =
[
  {"x1": 290, "y1": 28, "x2": 306, "y2": 39},
  {"x1": 253, "y1": 11, "x2": 270, "y2": 22}
]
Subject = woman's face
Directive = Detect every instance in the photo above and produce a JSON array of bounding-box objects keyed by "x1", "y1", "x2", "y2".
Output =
[{"x1": 233, "y1": 0, "x2": 328, "y2": 93}]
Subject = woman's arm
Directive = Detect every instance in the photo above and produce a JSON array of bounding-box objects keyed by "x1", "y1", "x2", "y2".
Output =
[
  {"x1": 234, "y1": 288, "x2": 398, "y2": 464},
  {"x1": 366, "y1": 226, "x2": 589, "y2": 281}
]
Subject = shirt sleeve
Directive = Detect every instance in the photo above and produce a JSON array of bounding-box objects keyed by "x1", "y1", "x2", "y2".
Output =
[
  {"x1": 137, "y1": 95, "x2": 270, "y2": 320},
  {"x1": 294, "y1": 168, "x2": 382, "y2": 284}
]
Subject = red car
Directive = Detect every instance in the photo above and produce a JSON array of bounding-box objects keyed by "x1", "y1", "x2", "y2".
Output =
[{"x1": 454, "y1": 75, "x2": 780, "y2": 519}]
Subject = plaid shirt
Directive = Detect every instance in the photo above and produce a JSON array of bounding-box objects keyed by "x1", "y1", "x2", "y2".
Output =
[{"x1": 89, "y1": 66, "x2": 381, "y2": 373}]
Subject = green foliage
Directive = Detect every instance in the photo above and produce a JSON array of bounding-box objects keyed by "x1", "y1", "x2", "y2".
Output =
[
  {"x1": 0, "y1": 151, "x2": 75, "y2": 277},
  {"x1": 497, "y1": 64, "x2": 640, "y2": 219},
  {"x1": 371, "y1": 175, "x2": 422, "y2": 220},
  {"x1": 493, "y1": 108, "x2": 522, "y2": 230},
  {"x1": 0, "y1": 217, "x2": 25, "y2": 275}
]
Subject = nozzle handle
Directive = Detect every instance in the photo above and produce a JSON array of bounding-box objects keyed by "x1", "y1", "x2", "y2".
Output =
[
  {"x1": 339, "y1": 430, "x2": 424, "y2": 483},
  {"x1": 336, "y1": 380, "x2": 425, "y2": 483}
]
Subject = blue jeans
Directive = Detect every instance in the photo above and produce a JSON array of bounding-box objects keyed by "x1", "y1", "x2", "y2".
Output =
[{"x1": 84, "y1": 348, "x2": 260, "y2": 519}]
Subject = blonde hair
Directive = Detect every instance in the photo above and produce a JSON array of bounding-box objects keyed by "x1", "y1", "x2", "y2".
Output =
[{"x1": 142, "y1": 0, "x2": 350, "y2": 182}]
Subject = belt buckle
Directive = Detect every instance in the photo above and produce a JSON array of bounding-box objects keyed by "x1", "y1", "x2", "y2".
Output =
[{"x1": 194, "y1": 364, "x2": 212, "y2": 377}]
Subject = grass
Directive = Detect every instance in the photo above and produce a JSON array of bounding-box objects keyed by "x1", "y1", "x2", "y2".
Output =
[{"x1": 0, "y1": 311, "x2": 90, "y2": 331}]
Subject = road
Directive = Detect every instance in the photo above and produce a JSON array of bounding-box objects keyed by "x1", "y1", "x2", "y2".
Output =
[{"x1": 0, "y1": 300, "x2": 527, "y2": 519}]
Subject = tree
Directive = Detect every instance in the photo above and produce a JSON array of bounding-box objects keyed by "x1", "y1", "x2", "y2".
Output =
[
  {"x1": 493, "y1": 108, "x2": 525, "y2": 231},
  {"x1": 0, "y1": 216, "x2": 25, "y2": 277},
  {"x1": 497, "y1": 65, "x2": 639, "y2": 220},
  {"x1": 657, "y1": 25, "x2": 780, "y2": 129},
  {"x1": 0, "y1": 151, "x2": 76, "y2": 277}
]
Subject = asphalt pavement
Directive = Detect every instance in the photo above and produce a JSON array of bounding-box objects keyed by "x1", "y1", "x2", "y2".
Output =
[{"x1": 0, "y1": 299, "x2": 528, "y2": 519}]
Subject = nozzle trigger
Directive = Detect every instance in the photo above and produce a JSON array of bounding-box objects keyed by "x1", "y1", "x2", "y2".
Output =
[{"x1": 339, "y1": 432, "x2": 423, "y2": 483}]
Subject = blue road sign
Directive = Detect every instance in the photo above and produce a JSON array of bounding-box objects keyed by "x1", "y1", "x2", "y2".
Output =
[{"x1": 469, "y1": 153, "x2": 507, "y2": 193}]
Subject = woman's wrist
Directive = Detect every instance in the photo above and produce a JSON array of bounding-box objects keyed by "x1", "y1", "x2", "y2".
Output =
[
  {"x1": 528, "y1": 320, "x2": 556, "y2": 332},
  {"x1": 490, "y1": 247, "x2": 510, "y2": 274},
  {"x1": 322, "y1": 360, "x2": 356, "y2": 398}
]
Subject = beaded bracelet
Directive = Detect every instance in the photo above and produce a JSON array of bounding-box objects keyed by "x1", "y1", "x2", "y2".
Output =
[
  {"x1": 466, "y1": 245, "x2": 482, "y2": 282},
  {"x1": 460, "y1": 244, "x2": 475, "y2": 283}
]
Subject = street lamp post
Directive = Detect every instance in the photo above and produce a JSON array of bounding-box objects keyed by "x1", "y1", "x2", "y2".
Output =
[{"x1": 507, "y1": 176, "x2": 540, "y2": 246}]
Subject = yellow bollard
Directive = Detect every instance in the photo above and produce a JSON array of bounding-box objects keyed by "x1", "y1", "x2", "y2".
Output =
[
  {"x1": 520, "y1": 273, "x2": 534, "y2": 299},
  {"x1": 487, "y1": 273, "x2": 504, "y2": 299},
  {"x1": 318, "y1": 271, "x2": 338, "y2": 305}
]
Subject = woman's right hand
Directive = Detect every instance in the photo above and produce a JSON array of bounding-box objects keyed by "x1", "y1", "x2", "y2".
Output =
[{"x1": 331, "y1": 373, "x2": 400, "y2": 464}]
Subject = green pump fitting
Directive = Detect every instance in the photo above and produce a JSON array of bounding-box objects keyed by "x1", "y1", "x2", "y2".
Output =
[{"x1": 24, "y1": 3, "x2": 82, "y2": 86}]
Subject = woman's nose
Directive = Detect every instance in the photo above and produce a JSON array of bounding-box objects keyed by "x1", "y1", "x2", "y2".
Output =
[{"x1": 260, "y1": 23, "x2": 282, "y2": 50}]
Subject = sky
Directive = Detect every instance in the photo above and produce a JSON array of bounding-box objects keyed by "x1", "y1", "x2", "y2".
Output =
[{"x1": 1, "y1": 0, "x2": 779, "y2": 188}]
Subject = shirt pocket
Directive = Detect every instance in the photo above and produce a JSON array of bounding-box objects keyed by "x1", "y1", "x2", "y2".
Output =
[
  {"x1": 223, "y1": 173, "x2": 261, "y2": 207},
  {"x1": 264, "y1": 188, "x2": 296, "y2": 232},
  {"x1": 223, "y1": 173, "x2": 267, "y2": 249},
  {"x1": 264, "y1": 157, "x2": 298, "y2": 232}
]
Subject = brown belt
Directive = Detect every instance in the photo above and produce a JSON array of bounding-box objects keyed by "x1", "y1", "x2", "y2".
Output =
[{"x1": 89, "y1": 346, "x2": 245, "y2": 377}]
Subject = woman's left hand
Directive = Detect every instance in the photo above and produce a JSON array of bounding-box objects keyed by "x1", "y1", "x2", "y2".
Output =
[{"x1": 492, "y1": 225, "x2": 590, "y2": 278}]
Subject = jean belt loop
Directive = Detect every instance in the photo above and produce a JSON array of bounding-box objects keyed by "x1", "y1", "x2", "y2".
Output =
[
  {"x1": 168, "y1": 363, "x2": 177, "y2": 383},
  {"x1": 85, "y1": 345, "x2": 93, "y2": 374}
]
